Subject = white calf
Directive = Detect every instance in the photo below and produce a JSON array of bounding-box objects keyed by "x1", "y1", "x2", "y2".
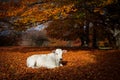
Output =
[{"x1": 26, "y1": 48, "x2": 67, "y2": 69}]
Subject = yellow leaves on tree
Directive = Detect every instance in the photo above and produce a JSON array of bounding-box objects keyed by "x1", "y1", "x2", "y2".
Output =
[
  {"x1": 15, "y1": 3, "x2": 77, "y2": 25},
  {"x1": 0, "y1": 0, "x2": 77, "y2": 27},
  {"x1": 0, "y1": 0, "x2": 37, "y2": 18}
]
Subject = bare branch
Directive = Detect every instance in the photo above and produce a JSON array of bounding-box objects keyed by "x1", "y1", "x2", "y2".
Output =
[{"x1": 114, "y1": 28, "x2": 120, "y2": 37}]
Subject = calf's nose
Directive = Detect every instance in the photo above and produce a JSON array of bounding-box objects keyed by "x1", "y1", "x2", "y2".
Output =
[{"x1": 60, "y1": 58, "x2": 63, "y2": 61}]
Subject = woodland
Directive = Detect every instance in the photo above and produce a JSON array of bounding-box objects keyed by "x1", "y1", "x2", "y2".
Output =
[
  {"x1": 0, "y1": 0, "x2": 120, "y2": 48},
  {"x1": 0, "y1": 0, "x2": 120, "y2": 80}
]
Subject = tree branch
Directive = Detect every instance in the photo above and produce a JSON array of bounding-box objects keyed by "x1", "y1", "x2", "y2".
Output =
[{"x1": 28, "y1": 1, "x2": 45, "y2": 7}]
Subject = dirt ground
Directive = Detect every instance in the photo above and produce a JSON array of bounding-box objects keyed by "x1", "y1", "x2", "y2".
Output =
[{"x1": 0, "y1": 47, "x2": 120, "y2": 80}]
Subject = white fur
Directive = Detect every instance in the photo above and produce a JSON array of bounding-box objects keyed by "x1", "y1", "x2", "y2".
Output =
[{"x1": 26, "y1": 49, "x2": 67, "y2": 69}]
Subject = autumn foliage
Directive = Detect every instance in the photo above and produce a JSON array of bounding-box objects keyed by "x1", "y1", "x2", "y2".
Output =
[
  {"x1": 0, "y1": 0, "x2": 76, "y2": 28},
  {"x1": 0, "y1": 47, "x2": 120, "y2": 80}
]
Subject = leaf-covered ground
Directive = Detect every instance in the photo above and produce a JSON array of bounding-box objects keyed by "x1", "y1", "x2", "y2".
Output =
[{"x1": 0, "y1": 47, "x2": 120, "y2": 80}]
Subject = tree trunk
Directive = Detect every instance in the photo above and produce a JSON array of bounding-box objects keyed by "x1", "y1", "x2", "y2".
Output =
[
  {"x1": 80, "y1": 21, "x2": 90, "y2": 47},
  {"x1": 85, "y1": 24, "x2": 90, "y2": 46},
  {"x1": 116, "y1": 36, "x2": 120, "y2": 49},
  {"x1": 92, "y1": 27, "x2": 98, "y2": 49}
]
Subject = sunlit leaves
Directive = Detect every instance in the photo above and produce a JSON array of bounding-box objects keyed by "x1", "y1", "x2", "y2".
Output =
[
  {"x1": 0, "y1": 47, "x2": 119, "y2": 80},
  {"x1": 0, "y1": 0, "x2": 77, "y2": 27},
  {"x1": 0, "y1": 47, "x2": 95, "y2": 79},
  {"x1": 0, "y1": 0, "x2": 117, "y2": 31},
  {"x1": 16, "y1": 3, "x2": 76, "y2": 25}
]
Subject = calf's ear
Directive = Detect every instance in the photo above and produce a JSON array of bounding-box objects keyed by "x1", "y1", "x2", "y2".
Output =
[
  {"x1": 63, "y1": 50, "x2": 67, "y2": 53},
  {"x1": 52, "y1": 50, "x2": 55, "y2": 53}
]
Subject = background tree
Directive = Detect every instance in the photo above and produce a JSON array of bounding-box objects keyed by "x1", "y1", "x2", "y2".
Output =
[
  {"x1": 0, "y1": 0, "x2": 119, "y2": 48},
  {"x1": 0, "y1": 0, "x2": 76, "y2": 30},
  {"x1": 46, "y1": 0, "x2": 120, "y2": 48}
]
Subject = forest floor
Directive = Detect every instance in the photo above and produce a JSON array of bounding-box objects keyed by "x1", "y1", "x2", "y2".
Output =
[{"x1": 0, "y1": 46, "x2": 120, "y2": 80}]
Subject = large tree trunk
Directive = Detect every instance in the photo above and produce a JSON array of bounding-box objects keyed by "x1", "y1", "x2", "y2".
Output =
[
  {"x1": 80, "y1": 21, "x2": 90, "y2": 47},
  {"x1": 86, "y1": 24, "x2": 90, "y2": 46},
  {"x1": 92, "y1": 27, "x2": 98, "y2": 49}
]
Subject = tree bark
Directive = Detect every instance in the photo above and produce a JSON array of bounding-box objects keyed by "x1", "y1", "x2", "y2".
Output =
[{"x1": 92, "y1": 27, "x2": 98, "y2": 49}]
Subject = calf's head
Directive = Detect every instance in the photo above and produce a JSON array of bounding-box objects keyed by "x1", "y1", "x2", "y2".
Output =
[{"x1": 53, "y1": 48, "x2": 67, "y2": 65}]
